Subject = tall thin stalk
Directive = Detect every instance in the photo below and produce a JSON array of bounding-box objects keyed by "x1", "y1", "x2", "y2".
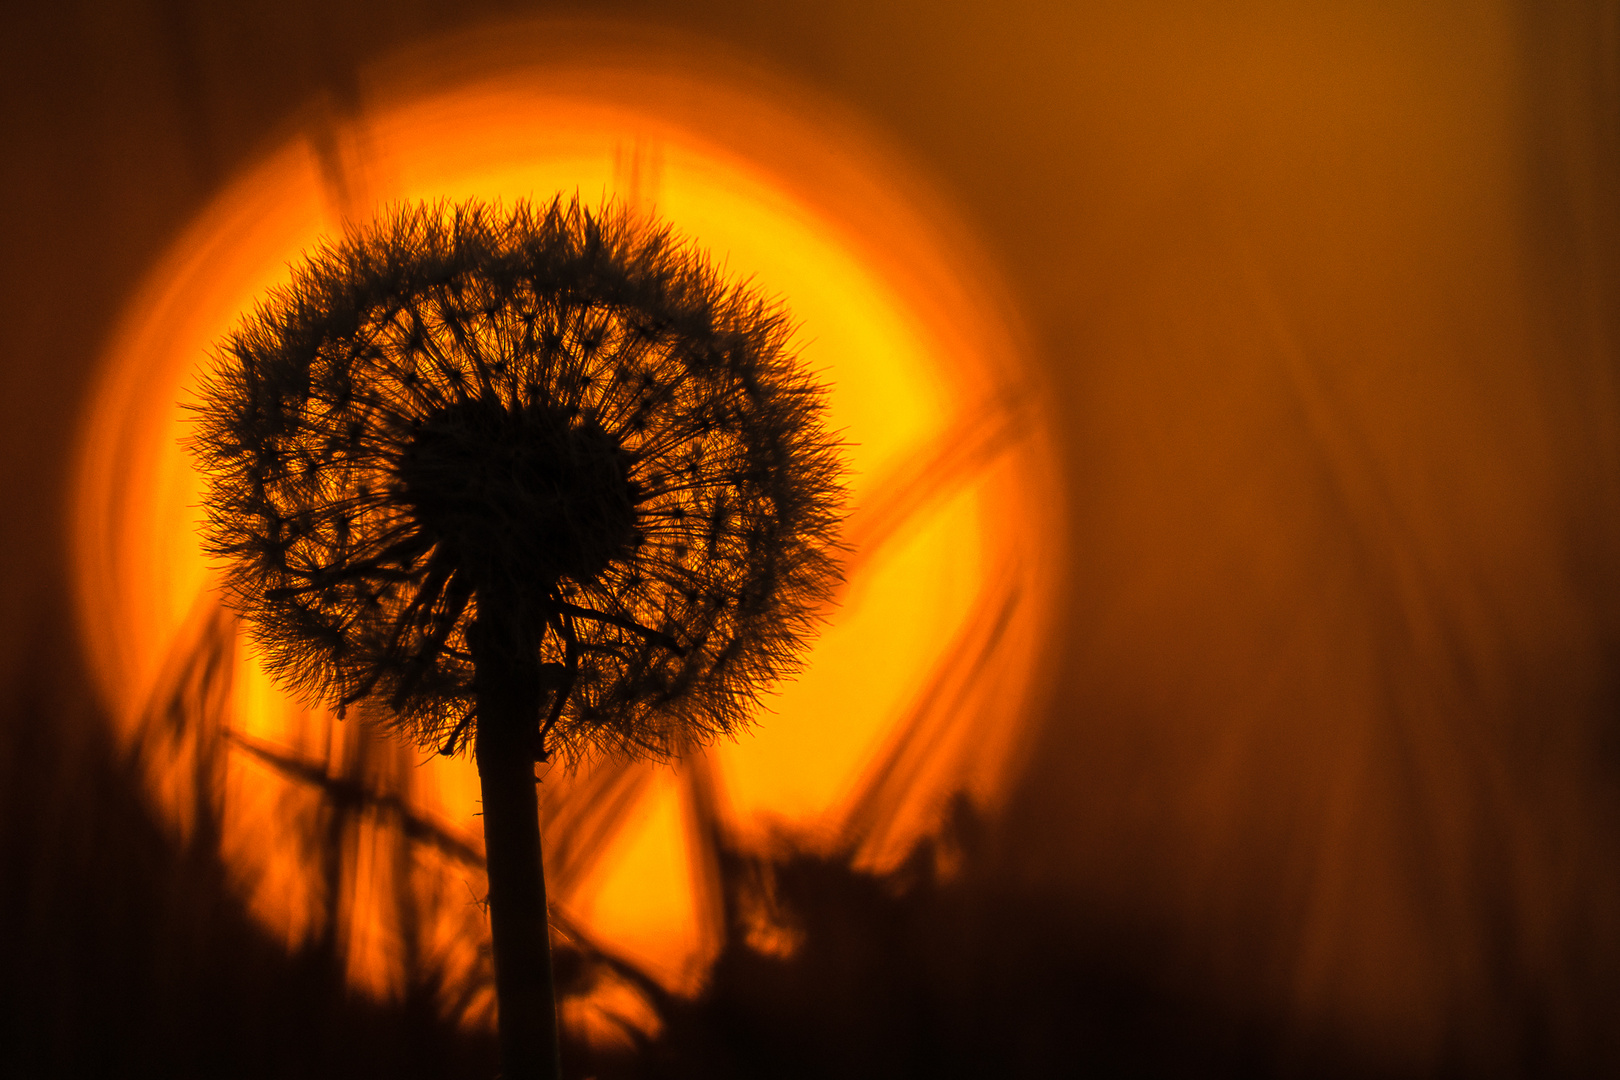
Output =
[{"x1": 469, "y1": 595, "x2": 561, "y2": 1078}]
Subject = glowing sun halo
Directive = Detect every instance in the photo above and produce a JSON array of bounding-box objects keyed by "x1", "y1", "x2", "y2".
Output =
[{"x1": 73, "y1": 24, "x2": 1062, "y2": 1026}]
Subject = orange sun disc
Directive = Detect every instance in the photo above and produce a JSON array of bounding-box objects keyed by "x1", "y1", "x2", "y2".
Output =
[{"x1": 72, "y1": 19, "x2": 1064, "y2": 1033}]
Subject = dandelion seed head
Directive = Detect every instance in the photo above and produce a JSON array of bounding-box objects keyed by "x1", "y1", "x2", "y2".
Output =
[{"x1": 191, "y1": 196, "x2": 845, "y2": 762}]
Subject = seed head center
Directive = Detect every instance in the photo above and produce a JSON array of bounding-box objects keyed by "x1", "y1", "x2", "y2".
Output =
[{"x1": 398, "y1": 396, "x2": 640, "y2": 591}]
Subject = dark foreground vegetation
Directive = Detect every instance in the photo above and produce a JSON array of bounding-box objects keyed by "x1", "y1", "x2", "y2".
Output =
[{"x1": 0, "y1": 609, "x2": 1551, "y2": 1080}]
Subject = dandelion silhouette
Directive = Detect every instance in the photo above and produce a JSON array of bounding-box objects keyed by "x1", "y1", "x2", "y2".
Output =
[{"x1": 189, "y1": 196, "x2": 844, "y2": 1080}]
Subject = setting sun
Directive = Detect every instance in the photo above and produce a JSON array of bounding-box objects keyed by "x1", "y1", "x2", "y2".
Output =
[{"x1": 72, "y1": 26, "x2": 1061, "y2": 1028}]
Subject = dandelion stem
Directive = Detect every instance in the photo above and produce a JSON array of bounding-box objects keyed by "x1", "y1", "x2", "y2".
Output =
[{"x1": 470, "y1": 597, "x2": 561, "y2": 1080}]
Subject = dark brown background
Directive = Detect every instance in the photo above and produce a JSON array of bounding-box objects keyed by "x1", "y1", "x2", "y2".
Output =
[{"x1": 4, "y1": 1, "x2": 1620, "y2": 1076}]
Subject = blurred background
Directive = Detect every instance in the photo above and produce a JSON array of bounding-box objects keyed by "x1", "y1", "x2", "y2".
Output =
[{"x1": 5, "y1": 1, "x2": 1620, "y2": 1077}]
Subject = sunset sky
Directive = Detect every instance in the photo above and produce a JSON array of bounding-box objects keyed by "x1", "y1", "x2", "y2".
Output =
[{"x1": 4, "y1": 3, "x2": 1619, "y2": 1077}]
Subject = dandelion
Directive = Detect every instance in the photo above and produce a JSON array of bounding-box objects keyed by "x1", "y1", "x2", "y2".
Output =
[{"x1": 189, "y1": 196, "x2": 844, "y2": 1080}]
